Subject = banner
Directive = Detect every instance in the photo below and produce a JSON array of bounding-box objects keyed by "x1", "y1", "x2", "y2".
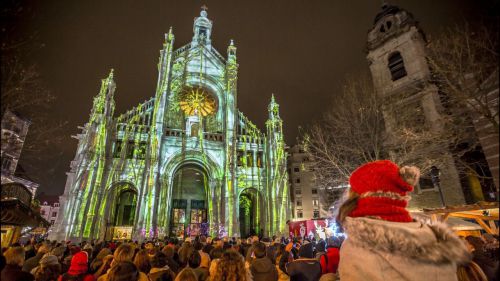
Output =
[
  {"x1": 288, "y1": 219, "x2": 328, "y2": 239},
  {"x1": 112, "y1": 226, "x2": 133, "y2": 240}
]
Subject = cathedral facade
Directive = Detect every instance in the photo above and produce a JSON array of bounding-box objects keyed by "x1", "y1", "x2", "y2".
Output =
[{"x1": 53, "y1": 9, "x2": 290, "y2": 242}]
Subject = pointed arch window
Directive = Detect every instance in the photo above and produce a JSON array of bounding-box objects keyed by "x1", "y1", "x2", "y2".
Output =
[{"x1": 388, "y1": 52, "x2": 407, "y2": 81}]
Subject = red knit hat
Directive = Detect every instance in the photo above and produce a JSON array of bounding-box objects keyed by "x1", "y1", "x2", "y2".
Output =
[
  {"x1": 68, "y1": 251, "x2": 88, "y2": 275},
  {"x1": 348, "y1": 160, "x2": 420, "y2": 223}
]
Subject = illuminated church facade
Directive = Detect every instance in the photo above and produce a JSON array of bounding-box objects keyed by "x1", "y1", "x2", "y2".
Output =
[{"x1": 53, "y1": 9, "x2": 290, "y2": 242}]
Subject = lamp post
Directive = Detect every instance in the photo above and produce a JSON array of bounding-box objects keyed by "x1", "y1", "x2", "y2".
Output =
[{"x1": 430, "y1": 166, "x2": 446, "y2": 207}]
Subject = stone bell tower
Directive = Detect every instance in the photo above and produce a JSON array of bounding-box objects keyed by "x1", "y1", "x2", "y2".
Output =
[{"x1": 366, "y1": 3, "x2": 465, "y2": 208}]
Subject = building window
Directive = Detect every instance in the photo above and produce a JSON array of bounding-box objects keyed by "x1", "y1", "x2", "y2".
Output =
[
  {"x1": 297, "y1": 211, "x2": 303, "y2": 218},
  {"x1": 295, "y1": 189, "x2": 301, "y2": 195},
  {"x1": 136, "y1": 142, "x2": 147, "y2": 159},
  {"x1": 296, "y1": 200, "x2": 302, "y2": 206},
  {"x1": 312, "y1": 189, "x2": 317, "y2": 195},
  {"x1": 388, "y1": 52, "x2": 407, "y2": 81},
  {"x1": 313, "y1": 211, "x2": 320, "y2": 218},
  {"x1": 294, "y1": 167, "x2": 300, "y2": 172},
  {"x1": 54, "y1": 203, "x2": 59, "y2": 207},
  {"x1": 113, "y1": 140, "x2": 123, "y2": 158},
  {"x1": 52, "y1": 212, "x2": 57, "y2": 217},
  {"x1": 126, "y1": 141, "x2": 135, "y2": 159},
  {"x1": 418, "y1": 177, "x2": 436, "y2": 190},
  {"x1": 312, "y1": 199, "x2": 319, "y2": 207},
  {"x1": 50, "y1": 220, "x2": 55, "y2": 225},
  {"x1": 1, "y1": 156, "x2": 12, "y2": 172},
  {"x1": 296, "y1": 178, "x2": 300, "y2": 184},
  {"x1": 41, "y1": 210, "x2": 45, "y2": 216},
  {"x1": 256, "y1": 152, "x2": 263, "y2": 168}
]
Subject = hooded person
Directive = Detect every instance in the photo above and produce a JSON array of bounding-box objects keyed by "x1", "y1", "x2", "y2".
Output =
[
  {"x1": 337, "y1": 160, "x2": 471, "y2": 281},
  {"x1": 33, "y1": 255, "x2": 62, "y2": 281},
  {"x1": 58, "y1": 251, "x2": 95, "y2": 281}
]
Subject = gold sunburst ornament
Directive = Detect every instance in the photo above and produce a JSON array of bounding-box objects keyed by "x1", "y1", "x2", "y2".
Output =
[{"x1": 179, "y1": 87, "x2": 217, "y2": 117}]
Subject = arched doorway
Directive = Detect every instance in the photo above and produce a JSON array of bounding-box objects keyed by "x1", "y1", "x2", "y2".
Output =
[
  {"x1": 107, "y1": 183, "x2": 137, "y2": 240},
  {"x1": 170, "y1": 165, "x2": 208, "y2": 238},
  {"x1": 239, "y1": 189, "x2": 260, "y2": 238}
]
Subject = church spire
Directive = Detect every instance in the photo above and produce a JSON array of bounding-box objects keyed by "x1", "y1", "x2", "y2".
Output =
[
  {"x1": 90, "y1": 69, "x2": 116, "y2": 121},
  {"x1": 268, "y1": 94, "x2": 280, "y2": 120},
  {"x1": 192, "y1": 5, "x2": 213, "y2": 47}
]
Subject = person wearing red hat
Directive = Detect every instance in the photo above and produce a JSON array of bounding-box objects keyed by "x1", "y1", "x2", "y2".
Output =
[
  {"x1": 58, "y1": 251, "x2": 95, "y2": 281},
  {"x1": 337, "y1": 160, "x2": 471, "y2": 281}
]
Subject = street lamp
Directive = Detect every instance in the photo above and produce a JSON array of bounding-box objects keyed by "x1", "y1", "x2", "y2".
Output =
[{"x1": 430, "y1": 166, "x2": 446, "y2": 207}]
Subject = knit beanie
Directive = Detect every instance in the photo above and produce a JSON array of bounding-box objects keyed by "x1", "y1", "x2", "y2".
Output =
[
  {"x1": 348, "y1": 160, "x2": 420, "y2": 223},
  {"x1": 68, "y1": 251, "x2": 88, "y2": 275}
]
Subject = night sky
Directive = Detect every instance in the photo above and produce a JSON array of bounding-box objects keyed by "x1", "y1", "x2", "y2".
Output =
[{"x1": 2, "y1": 0, "x2": 492, "y2": 196}]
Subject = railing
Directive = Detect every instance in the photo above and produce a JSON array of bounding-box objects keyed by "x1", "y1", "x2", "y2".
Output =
[
  {"x1": 237, "y1": 135, "x2": 265, "y2": 145},
  {"x1": 164, "y1": 128, "x2": 224, "y2": 142},
  {"x1": 204, "y1": 132, "x2": 224, "y2": 142},
  {"x1": 116, "y1": 124, "x2": 150, "y2": 133}
]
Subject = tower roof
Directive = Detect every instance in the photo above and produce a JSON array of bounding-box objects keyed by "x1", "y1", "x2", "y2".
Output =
[{"x1": 373, "y1": 3, "x2": 402, "y2": 24}]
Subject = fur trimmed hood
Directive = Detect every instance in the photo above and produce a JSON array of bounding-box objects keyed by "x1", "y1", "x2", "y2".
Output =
[{"x1": 343, "y1": 217, "x2": 471, "y2": 265}]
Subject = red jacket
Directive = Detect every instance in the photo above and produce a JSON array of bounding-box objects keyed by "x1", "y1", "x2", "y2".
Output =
[{"x1": 320, "y1": 247, "x2": 340, "y2": 274}]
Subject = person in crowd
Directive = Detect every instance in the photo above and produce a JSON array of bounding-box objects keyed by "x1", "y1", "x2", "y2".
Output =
[
  {"x1": 465, "y1": 236, "x2": 498, "y2": 281},
  {"x1": 107, "y1": 261, "x2": 140, "y2": 281},
  {"x1": 319, "y1": 237, "x2": 340, "y2": 275},
  {"x1": 58, "y1": 251, "x2": 95, "y2": 281},
  {"x1": 314, "y1": 239, "x2": 326, "y2": 260},
  {"x1": 178, "y1": 238, "x2": 194, "y2": 268},
  {"x1": 161, "y1": 245, "x2": 180, "y2": 274},
  {"x1": 203, "y1": 237, "x2": 214, "y2": 256},
  {"x1": 148, "y1": 251, "x2": 176, "y2": 281},
  {"x1": 193, "y1": 241, "x2": 210, "y2": 270},
  {"x1": 275, "y1": 243, "x2": 290, "y2": 281},
  {"x1": 133, "y1": 249, "x2": 151, "y2": 275},
  {"x1": 32, "y1": 255, "x2": 61, "y2": 281},
  {"x1": 89, "y1": 248, "x2": 112, "y2": 274},
  {"x1": 245, "y1": 236, "x2": 260, "y2": 262},
  {"x1": 97, "y1": 243, "x2": 148, "y2": 281},
  {"x1": 62, "y1": 245, "x2": 81, "y2": 273},
  {"x1": 208, "y1": 246, "x2": 224, "y2": 277},
  {"x1": 174, "y1": 268, "x2": 197, "y2": 281},
  {"x1": 187, "y1": 250, "x2": 208, "y2": 281},
  {"x1": 279, "y1": 241, "x2": 322, "y2": 281},
  {"x1": 51, "y1": 246, "x2": 66, "y2": 264},
  {"x1": 337, "y1": 160, "x2": 471, "y2": 281},
  {"x1": 23, "y1": 242, "x2": 52, "y2": 272},
  {"x1": 261, "y1": 238, "x2": 277, "y2": 265},
  {"x1": 2, "y1": 246, "x2": 34, "y2": 281},
  {"x1": 83, "y1": 244, "x2": 94, "y2": 261},
  {"x1": 210, "y1": 250, "x2": 252, "y2": 281},
  {"x1": 145, "y1": 242, "x2": 156, "y2": 259},
  {"x1": 249, "y1": 241, "x2": 278, "y2": 281}
]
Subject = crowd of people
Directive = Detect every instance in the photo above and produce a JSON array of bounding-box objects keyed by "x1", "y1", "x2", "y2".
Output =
[
  {"x1": 0, "y1": 160, "x2": 498, "y2": 281},
  {"x1": 0, "y1": 234, "x2": 343, "y2": 281}
]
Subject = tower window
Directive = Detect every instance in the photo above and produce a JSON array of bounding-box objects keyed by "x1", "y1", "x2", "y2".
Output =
[{"x1": 388, "y1": 52, "x2": 407, "y2": 81}]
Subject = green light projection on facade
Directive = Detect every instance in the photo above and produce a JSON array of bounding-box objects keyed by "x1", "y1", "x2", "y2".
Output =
[{"x1": 53, "y1": 8, "x2": 290, "y2": 241}]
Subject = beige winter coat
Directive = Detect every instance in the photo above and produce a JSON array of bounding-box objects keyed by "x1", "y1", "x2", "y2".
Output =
[{"x1": 339, "y1": 217, "x2": 471, "y2": 281}]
